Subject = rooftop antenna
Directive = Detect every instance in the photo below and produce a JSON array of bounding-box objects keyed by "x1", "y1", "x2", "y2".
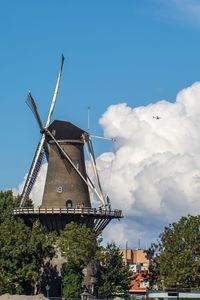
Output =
[
  {"x1": 138, "y1": 238, "x2": 141, "y2": 249},
  {"x1": 125, "y1": 240, "x2": 128, "y2": 266},
  {"x1": 87, "y1": 106, "x2": 91, "y2": 132},
  {"x1": 86, "y1": 105, "x2": 115, "y2": 142}
]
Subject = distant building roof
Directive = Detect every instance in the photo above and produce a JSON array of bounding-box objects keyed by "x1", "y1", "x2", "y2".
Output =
[
  {"x1": 120, "y1": 248, "x2": 150, "y2": 266},
  {"x1": 129, "y1": 272, "x2": 149, "y2": 293}
]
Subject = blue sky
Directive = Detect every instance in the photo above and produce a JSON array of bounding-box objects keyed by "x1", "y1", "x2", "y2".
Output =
[{"x1": 1, "y1": 0, "x2": 200, "y2": 191}]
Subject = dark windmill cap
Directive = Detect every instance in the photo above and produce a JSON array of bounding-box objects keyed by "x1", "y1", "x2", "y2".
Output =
[{"x1": 47, "y1": 120, "x2": 88, "y2": 141}]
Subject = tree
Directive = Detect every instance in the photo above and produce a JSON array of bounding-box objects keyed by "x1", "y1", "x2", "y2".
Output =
[
  {"x1": 59, "y1": 222, "x2": 100, "y2": 268},
  {"x1": 148, "y1": 215, "x2": 200, "y2": 290},
  {"x1": 62, "y1": 261, "x2": 83, "y2": 298},
  {"x1": 58, "y1": 222, "x2": 102, "y2": 297},
  {"x1": 0, "y1": 190, "x2": 55, "y2": 295},
  {"x1": 0, "y1": 190, "x2": 20, "y2": 223},
  {"x1": 97, "y1": 242, "x2": 132, "y2": 299}
]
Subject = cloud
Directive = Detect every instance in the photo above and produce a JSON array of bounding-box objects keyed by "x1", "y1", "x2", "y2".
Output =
[
  {"x1": 148, "y1": 0, "x2": 200, "y2": 27},
  {"x1": 173, "y1": 0, "x2": 200, "y2": 16},
  {"x1": 13, "y1": 163, "x2": 47, "y2": 207},
  {"x1": 13, "y1": 82, "x2": 200, "y2": 248},
  {"x1": 98, "y1": 82, "x2": 200, "y2": 247}
]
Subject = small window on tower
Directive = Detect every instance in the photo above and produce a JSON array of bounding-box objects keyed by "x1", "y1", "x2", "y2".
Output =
[
  {"x1": 66, "y1": 200, "x2": 73, "y2": 208},
  {"x1": 52, "y1": 129, "x2": 56, "y2": 136},
  {"x1": 57, "y1": 186, "x2": 63, "y2": 193}
]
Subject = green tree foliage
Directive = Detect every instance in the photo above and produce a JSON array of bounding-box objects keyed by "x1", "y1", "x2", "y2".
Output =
[
  {"x1": 0, "y1": 190, "x2": 20, "y2": 222},
  {"x1": 59, "y1": 222, "x2": 100, "y2": 268},
  {"x1": 149, "y1": 215, "x2": 200, "y2": 290},
  {"x1": 0, "y1": 190, "x2": 55, "y2": 295},
  {"x1": 59, "y1": 222, "x2": 103, "y2": 297},
  {"x1": 97, "y1": 242, "x2": 132, "y2": 298},
  {"x1": 59, "y1": 224, "x2": 132, "y2": 298},
  {"x1": 62, "y1": 261, "x2": 83, "y2": 298}
]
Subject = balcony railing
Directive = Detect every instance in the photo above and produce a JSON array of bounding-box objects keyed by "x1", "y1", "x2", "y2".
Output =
[{"x1": 13, "y1": 207, "x2": 122, "y2": 218}]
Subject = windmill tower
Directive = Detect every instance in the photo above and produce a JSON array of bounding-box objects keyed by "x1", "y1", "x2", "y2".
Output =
[{"x1": 14, "y1": 55, "x2": 122, "y2": 233}]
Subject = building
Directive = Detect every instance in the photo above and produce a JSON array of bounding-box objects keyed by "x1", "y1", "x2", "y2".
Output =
[
  {"x1": 120, "y1": 248, "x2": 150, "y2": 271},
  {"x1": 120, "y1": 248, "x2": 150, "y2": 297}
]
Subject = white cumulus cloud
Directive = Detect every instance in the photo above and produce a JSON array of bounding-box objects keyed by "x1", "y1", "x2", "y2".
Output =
[
  {"x1": 98, "y1": 82, "x2": 200, "y2": 247},
  {"x1": 13, "y1": 163, "x2": 48, "y2": 207}
]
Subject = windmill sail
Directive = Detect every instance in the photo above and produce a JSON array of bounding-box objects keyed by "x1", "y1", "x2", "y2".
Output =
[
  {"x1": 26, "y1": 92, "x2": 49, "y2": 159},
  {"x1": 45, "y1": 54, "x2": 64, "y2": 128},
  {"x1": 20, "y1": 142, "x2": 44, "y2": 206},
  {"x1": 26, "y1": 92, "x2": 44, "y2": 131},
  {"x1": 20, "y1": 55, "x2": 65, "y2": 206}
]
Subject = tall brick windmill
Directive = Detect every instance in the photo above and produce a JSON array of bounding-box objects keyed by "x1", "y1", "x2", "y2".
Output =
[{"x1": 14, "y1": 55, "x2": 122, "y2": 233}]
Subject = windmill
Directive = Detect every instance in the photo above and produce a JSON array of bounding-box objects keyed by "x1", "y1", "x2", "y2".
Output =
[{"x1": 14, "y1": 55, "x2": 122, "y2": 233}]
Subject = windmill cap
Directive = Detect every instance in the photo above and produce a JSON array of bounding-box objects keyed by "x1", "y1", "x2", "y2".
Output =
[{"x1": 47, "y1": 120, "x2": 88, "y2": 141}]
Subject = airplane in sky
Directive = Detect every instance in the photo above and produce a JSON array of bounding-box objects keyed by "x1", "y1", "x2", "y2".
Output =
[{"x1": 153, "y1": 115, "x2": 161, "y2": 120}]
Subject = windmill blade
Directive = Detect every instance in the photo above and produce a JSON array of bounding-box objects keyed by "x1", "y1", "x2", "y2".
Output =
[
  {"x1": 20, "y1": 135, "x2": 46, "y2": 207},
  {"x1": 91, "y1": 135, "x2": 114, "y2": 141},
  {"x1": 20, "y1": 55, "x2": 65, "y2": 206},
  {"x1": 45, "y1": 54, "x2": 65, "y2": 128},
  {"x1": 85, "y1": 137, "x2": 105, "y2": 205},
  {"x1": 26, "y1": 92, "x2": 43, "y2": 131},
  {"x1": 26, "y1": 92, "x2": 49, "y2": 159}
]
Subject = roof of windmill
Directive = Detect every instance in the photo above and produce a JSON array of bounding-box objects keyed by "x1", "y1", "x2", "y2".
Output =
[{"x1": 48, "y1": 120, "x2": 87, "y2": 140}]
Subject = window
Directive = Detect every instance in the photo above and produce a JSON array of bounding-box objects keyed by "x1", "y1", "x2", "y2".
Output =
[
  {"x1": 66, "y1": 199, "x2": 73, "y2": 208},
  {"x1": 57, "y1": 186, "x2": 63, "y2": 193}
]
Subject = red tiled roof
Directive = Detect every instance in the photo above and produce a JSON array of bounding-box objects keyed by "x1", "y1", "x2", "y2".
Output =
[{"x1": 129, "y1": 272, "x2": 148, "y2": 292}]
